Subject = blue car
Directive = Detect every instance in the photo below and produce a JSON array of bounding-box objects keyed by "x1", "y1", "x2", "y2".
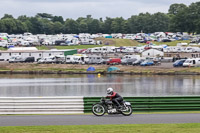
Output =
[
  {"x1": 173, "y1": 59, "x2": 186, "y2": 67},
  {"x1": 140, "y1": 60, "x2": 154, "y2": 66}
]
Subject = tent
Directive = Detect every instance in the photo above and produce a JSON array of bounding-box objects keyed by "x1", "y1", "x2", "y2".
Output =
[
  {"x1": 87, "y1": 67, "x2": 95, "y2": 72},
  {"x1": 74, "y1": 35, "x2": 79, "y2": 38},
  {"x1": 107, "y1": 67, "x2": 120, "y2": 72}
]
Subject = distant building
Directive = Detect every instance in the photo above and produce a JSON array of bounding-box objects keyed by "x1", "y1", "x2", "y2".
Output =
[
  {"x1": 142, "y1": 49, "x2": 164, "y2": 58},
  {"x1": 0, "y1": 48, "x2": 76, "y2": 61}
]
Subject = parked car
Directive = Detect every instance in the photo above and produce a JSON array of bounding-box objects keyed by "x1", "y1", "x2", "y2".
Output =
[
  {"x1": 173, "y1": 59, "x2": 186, "y2": 67},
  {"x1": 107, "y1": 58, "x2": 121, "y2": 65},
  {"x1": 121, "y1": 58, "x2": 137, "y2": 65},
  {"x1": 20, "y1": 57, "x2": 35, "y2": 63},
  {"x1": 132, "y1": 59, "x2": 143, "y2": 66},
  {"x1": 140, "y1": 60, "x2": 154, "y2": 66}
]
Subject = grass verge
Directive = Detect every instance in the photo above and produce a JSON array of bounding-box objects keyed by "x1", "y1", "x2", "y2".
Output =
[
  {"x1": 0, "y1": 123, "x2": 200, "y2": 133},
  {"x1": 151, "y1": 40, "x2": 191, "y2": 46}
]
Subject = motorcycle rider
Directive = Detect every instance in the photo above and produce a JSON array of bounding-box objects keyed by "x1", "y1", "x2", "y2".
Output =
[{"x1": 106, "y1": 88, "x2": 123, "y2": 109}]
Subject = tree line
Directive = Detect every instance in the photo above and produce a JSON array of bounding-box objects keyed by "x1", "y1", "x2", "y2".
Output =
[{"x1": 0, "y1": 2, "x2": 200, "y2": 34}]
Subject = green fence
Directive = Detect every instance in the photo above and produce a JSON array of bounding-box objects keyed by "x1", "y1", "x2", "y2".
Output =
[
  {"x1": 64, "y1": 50, "x2": 77, "y2": 56},
  {"x1": 84, "y1": 96, "x2": 200, "y2": 113}
]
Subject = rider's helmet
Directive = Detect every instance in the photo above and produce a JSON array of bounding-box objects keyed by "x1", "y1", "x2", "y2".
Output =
[{"x1": 107, "y1": 88, "x2": 113, "y2": 95}]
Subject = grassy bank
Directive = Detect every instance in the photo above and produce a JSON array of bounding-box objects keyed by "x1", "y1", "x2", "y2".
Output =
[
  {"x1": 152, "y1": 40, "x2": 191, "y2": 46},
  {"x1": 0, "y1": 123, "x2": 200, "y2": 133},
  {"x1": 0, "y1": 39, "x2": 192, "y2": 51},
  {"x1": 1, "y1": 63, "x2": 200, "y2": 75}
]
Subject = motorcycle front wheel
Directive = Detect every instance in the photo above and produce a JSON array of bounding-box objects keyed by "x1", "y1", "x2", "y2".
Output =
[
  {"x1": 92, "y1": 104, "x2": 106, "y2": 116},
  {"x1": 121, "y1": 105, "x2": 133, "y2": 116}
]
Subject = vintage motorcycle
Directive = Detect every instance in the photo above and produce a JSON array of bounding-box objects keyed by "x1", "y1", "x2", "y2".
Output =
[{"x1": 92, "y1": 97, "x2": 132, "y2": 116}]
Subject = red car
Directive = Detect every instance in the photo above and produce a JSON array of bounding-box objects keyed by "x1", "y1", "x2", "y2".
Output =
[{"x1": 107, "y1": 58, "x2": 121, "y2": 65}]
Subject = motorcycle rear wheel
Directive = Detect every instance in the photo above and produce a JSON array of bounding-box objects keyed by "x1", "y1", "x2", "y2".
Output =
[{"x1": 92, "y1": 104, "x2": 106, "y2": 116}]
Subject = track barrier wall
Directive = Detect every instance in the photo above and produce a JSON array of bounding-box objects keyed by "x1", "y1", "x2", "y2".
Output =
[
  {"x1": 1, "y1": 96, "x2": 200, "y2": 114},
  {"x1": 0, "y1": 97, "x2": 84, "y2": 114}
]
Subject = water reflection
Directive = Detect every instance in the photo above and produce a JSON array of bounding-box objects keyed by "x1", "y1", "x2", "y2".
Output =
[{"x1": 0, "y1": 74, "x2": 200, "y2": 97}]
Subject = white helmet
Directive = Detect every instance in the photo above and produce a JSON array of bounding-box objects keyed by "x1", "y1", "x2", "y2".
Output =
[{"x1": 107, "y1": 88, "x2": 113, "y2": 95}]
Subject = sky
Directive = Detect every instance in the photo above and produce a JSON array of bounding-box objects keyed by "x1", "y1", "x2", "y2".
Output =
[{"x1": 0, "y1": 0, "x2": 199, "y2": 19}]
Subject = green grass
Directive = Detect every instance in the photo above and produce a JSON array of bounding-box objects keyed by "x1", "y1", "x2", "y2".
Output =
[
  {"x1": 0, "y1": 47, "x2": 7, "y2": 50},
  {"x1": 0, "y1": 39, "x2": 192, "y2": 51},
  {"x1": 0, "y1": 123, "x2": 200, "y2": 133},
  {"x1": 0, "y1": 67, "x2": 105, "y2": 72},
  {"x1": 109, "y1": 38, "x2": 139, "y2": 46},
  {"x1": 36, "y1": 46, "x2": 49, "y2": 50},
  {"x1": 151, "y1": 40, "x2": 191, "y2": 46},
  {"x1": 55, "y1": 45, "x2": 102, "y2": 50}
]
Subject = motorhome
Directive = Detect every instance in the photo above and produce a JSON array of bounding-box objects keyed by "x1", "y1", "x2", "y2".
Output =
[
  {"x1": 88, "y1": 56, "x2": 104, "y2": 64},
  {"x1": 183, "y1": 47, "x2": 200, "y2": 53},
  {"x1": 38, "y1": 55, "x2": 65, "y2": 64},
  {"x1": 163, "y1": 46, "x2": 182, "y2": 53},
  {"x1": 0, "y1": 40, "x2": 8, "y2": 47},
  {"x1": 121, "y1": 47, "x2": 135, "y2": 53},
  {"x1": 65, "y1": 55, "x2": 74, "y2": 64},
  {"x1": 66, "y1": 54, "x2": 89, "y2": 64},
  {"x1": 183, "y1": 58, "x2": 200, "y2": 67}
]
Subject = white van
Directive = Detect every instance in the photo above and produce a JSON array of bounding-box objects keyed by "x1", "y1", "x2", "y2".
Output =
[
  {"x1": 9, "y1": 56, "x2": 23, "y2": 63},
  {"x1": 66, "y1": 54, "x2": 89, "y2": 64},
  {"x1": 66, "y1": 55, "x2": 74, "y2": 64},
  {"x1": 183, "y1": 58, "x2": 200, "y2": 67}
]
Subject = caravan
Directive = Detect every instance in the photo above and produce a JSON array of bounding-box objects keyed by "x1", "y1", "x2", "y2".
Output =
[
  {"x1": 66, "y1": 54, "x2": 89, "y2": 64},
  {"x1": 88, "y1": 56, "x2": 104, "y2": 64}
]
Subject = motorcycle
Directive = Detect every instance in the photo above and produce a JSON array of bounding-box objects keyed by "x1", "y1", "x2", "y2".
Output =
[{"x1": 92, "y1": 97, "x2": 133, "y2": 116}]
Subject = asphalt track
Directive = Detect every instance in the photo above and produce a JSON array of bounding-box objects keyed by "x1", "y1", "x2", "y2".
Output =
[{"x1": 0, "y1": 113, "x2": 200, "y2": 126}]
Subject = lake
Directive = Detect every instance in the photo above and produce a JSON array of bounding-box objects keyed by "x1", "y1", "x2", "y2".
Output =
[{"x1": 0, "y1": 74, "x2": 200, "y2": 97}]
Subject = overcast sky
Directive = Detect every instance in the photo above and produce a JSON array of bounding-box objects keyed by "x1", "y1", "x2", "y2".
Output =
[{"x1": 0, "y1": 0, "x2": 199, "y2": 19}]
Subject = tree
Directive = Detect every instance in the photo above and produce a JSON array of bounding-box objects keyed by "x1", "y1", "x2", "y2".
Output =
[
  {"x1": 64, "y1": 19, "x2": 79, "y2": 34},
  {"x1": 1, "y1": 14, "x2": 14, "y2": 19},
  {"x1": 36, "y1": 13, "x2": 53, "y2": 19},
  {"x1": 79, "y1": 20, "x2": 88, "y2": 33},
  {"x1": 0, "y1": 18, "x2": 17, "y2": 34},
  {"x1": 187, "y1": 2, "x2": 200, "y2": 34},
  {"x1": 103, "y1": 17, "x2": 113, "y2": 33},
  {"x1": 53, "y1": 21, "x2": 64, "y2": 34},
  {"x1": 151, "y1": 12, "x2": 170, "y2": 32},
  {"x1": 52, "y1": 16, "x2": 64, "y2": 24},
  {"x1": 168, "y1": 3, "x2": 187, "y2": 15},
  {"x1": 88, "y1": 19, "x2": 100, "y2": 34},
  {"x1": 111, "y1": 17, "x2": 125, "y2": 33},
  {"x1": 18, "y1": 15, "x2": 29, "y2": 22}
]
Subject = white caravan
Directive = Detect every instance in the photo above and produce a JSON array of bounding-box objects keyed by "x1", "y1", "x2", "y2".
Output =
[{"x1": 66, "y1": 54, "x2": 89, "y2": 64}]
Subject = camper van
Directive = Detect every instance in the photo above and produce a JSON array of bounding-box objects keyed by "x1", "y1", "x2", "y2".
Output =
[
  {"x1": 66, "y1": 55, "x2": 74, "y2": 64},
  {"x1": 66, "y1": 54, "x2": 89, "y2": 64},
  {"x1": 38, "y1": 55, "x2": 65, "y2": 64},
  {"x1": 183, "y1": 58, "x2": 200, "y2": 67},
  {"x1": 88, "y1": 56, "x2": 104, "y2": 64},
  {"x1": 9, "y1": 56, "x2": 23, "y2": 63}
]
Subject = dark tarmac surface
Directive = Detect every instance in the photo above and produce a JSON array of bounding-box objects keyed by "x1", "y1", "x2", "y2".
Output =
[{"x1": 0, "y1": 113, "x2": 200, "y2": 126}]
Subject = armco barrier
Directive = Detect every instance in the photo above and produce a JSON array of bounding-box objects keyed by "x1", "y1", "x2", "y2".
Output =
[
  {"x1": 84, "y1": 96, "x2": 200, "y2": 113},
  {"x1": 0, "y1": 97, "x2": 84, "y2": 114}
]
